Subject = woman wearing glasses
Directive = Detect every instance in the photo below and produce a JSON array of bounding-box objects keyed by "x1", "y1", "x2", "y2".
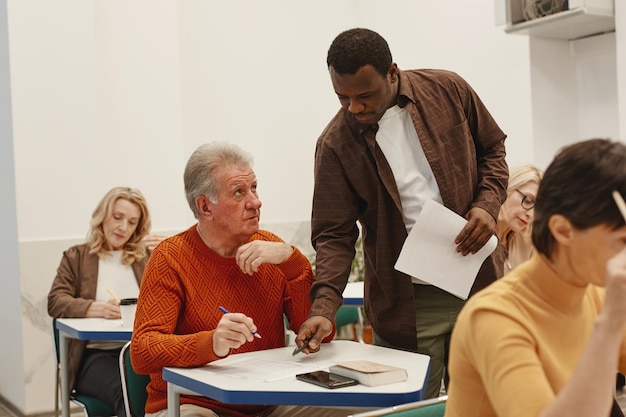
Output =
[{"x1": 495, "y1": 164, "x2": 543, "y2": 273}]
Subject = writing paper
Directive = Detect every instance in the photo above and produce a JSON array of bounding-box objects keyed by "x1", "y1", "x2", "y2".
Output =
[
  {"x1": 199, "y1": 357, "x2": 330, "y2": 382},
  {"x1": 394, "y1": 200, "x2": 497, "y2": 300}
]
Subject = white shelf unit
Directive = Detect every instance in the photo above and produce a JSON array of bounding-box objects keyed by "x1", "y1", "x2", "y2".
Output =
[{"x1": 504, "y1": 0, "x2": 615, "y2": 40}]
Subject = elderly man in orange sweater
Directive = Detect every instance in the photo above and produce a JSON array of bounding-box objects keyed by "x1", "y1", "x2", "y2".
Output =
[{"x1": 131, "y1": 142, "x2": 366, "y2": 417}]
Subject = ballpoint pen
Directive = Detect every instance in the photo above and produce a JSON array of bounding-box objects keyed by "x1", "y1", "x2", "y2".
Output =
[
  {"x1": 218, "y1": 306, "x2": 262, "y2": 339},
  {"x1": 292, "y1": 340, "x2": 309, "y2": 356}
]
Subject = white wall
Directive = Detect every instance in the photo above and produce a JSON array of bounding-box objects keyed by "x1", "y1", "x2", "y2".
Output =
[
  {"x1": 616, "y1": 2, "x2": 626, "y2": 139},
  {"x1": 3, "y1": 0, "x2": 622, "y2": 414},
  {"x1": 357, "y1": 1, "x2": 534, "y2": 166},
  {"x1": 9, "y1": 0, "x2": 534, "y2": 243},
  {"x1": 176, "y1": 1, "x2": 361, "y2": 226},
  {"x1": 0, "y1": 0, "x2": 26, "y2": 411},
  {"x1": 529, "y1": 33, "x2": 619, "y2": 169}
]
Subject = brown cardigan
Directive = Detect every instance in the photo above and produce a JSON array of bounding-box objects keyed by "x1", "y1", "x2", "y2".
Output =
[{"x1": 47, "y1": 243, "x2": 147, "y2": 391}]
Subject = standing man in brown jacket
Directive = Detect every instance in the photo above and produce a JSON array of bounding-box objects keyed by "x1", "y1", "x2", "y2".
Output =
[{"x1": 295, "y1": 28, "x2": 508, "y2": 399}]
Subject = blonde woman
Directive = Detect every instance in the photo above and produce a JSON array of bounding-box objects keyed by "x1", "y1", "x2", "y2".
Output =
[
  {"x1": 495, "y1": 164, "x2": 543, "y2": 273},
  {"x1": 48, "y1": 187, "x2": 155, "y2": 417}
]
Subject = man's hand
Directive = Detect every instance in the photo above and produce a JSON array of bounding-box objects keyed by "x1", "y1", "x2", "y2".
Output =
[
  {"x1": 236, "y1": 241, "x2": 294, "y2": 275},
  {"x1": 212, "y1": 312, "x2": 259, "y2": 358},
  {"x1": 454, "y1": 207, "x2": 496, "y2": 256},
  {"x1": 294, "y1": 316, "x2": 333, "y2": 354}
]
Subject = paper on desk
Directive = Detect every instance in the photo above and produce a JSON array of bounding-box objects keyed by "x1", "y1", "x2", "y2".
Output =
[
  {"x1": 199, "y1": 357, "x2": 329, "y2": 382},
  {"x1": 394, "y1": 200, "x2": 497, "y2": 300}
]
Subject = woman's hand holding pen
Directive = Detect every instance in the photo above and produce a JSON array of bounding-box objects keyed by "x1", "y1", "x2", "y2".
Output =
[
  {"x1": 85, "y1": 299, "x2": 121, "y2": 319},
  {"x1": 213, "y1": 311, "x2": 260, "y2": 358},
  {"x1": 606, "y1": 191, "x2": 626, "y2": 326},
  {"x1": 603, "y1": 247, "x2": 626, "y2": 328}
]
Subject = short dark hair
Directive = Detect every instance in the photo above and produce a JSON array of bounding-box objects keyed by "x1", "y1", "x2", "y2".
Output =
[
  {"x1": 532, "y1": 138, "x2": 626, "y2": 258},
  {"x1": 327, "y1": 28, "x2": 392, "y2": 77}
]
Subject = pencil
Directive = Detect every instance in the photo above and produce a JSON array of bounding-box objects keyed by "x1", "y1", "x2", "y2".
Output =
[
  {"x1": 611, "y1": 191, "x2": 626, "y2": 223},
  {"x1": 106, "y1": 288, "x2": 121, "y2": 303}
]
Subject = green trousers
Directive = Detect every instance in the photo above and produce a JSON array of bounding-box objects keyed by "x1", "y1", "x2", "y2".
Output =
[{"x1": 374, "y1": 284, "x2": 464, "y2": 399}]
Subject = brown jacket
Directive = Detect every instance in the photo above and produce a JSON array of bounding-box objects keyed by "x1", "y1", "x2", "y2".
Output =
[
  {"x1": 47, "y1": 243, "x2": 147, "y2": 390},
  {"x1": 311, "y1": 69, "x2": 508, "y2": 350}
]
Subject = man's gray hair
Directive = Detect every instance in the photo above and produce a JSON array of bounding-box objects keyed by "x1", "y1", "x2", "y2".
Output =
[{"x1": 184, "y1": 142, "x2": 254, "y2": 219}]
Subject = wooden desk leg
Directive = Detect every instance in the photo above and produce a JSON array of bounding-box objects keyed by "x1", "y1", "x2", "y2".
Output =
[
  {"x1": 59, "y1": 333, "x2": 70, "y2": 417},
  {"x1": 167, "y1": 382, "x2": 181, "y2": 417}
]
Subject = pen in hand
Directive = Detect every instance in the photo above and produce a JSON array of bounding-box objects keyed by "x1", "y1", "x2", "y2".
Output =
[
  {"x1": 218, "y1": 306, "x2": 262, "y2": 339},
  {"x1": 106, "y1": 288, "x2": 121, "y2": 303},
  {"x1": 292, "y1": 340, "x2": 309, "y2": 356}
]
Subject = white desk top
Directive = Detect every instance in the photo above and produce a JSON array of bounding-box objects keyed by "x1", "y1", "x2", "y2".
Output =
[
  {"x1": 342, "y1": 281, "x2": 364, "y2": 306},
  {"x1": 163, "y1": 340, "x2": 430, "y2": 407},
  {"x1": 55, "y1": 317, "x2": 132, "y2": 341}
]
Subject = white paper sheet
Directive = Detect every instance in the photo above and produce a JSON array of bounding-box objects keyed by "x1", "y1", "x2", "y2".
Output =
[
  {"x1": 394, "y1": 200, "x2": 498, "y2": 300},
  {"x1": 198, "y1": 357, "x2": 330, "y2": 382}
]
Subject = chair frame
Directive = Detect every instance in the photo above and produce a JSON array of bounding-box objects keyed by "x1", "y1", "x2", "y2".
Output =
[
  {"x1": 119, "y1": 341, "x2": 150, "y2": 417},
  {"x1": 347, "y1": 395, "x2": 448, "y2": 417},
  {"x1": 52, "y1": 318, "x2": 115, "y2": 417},
  {"x1": 119, "y1": 341, "x2": 132, "y2": 417}
]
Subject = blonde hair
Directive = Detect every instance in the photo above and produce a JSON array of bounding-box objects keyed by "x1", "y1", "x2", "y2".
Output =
[
  {"x1": 87, "y1": 187, "x2": 152, "y2": 265},
  {"x1": 499, "y1": 163, "x2": 543, "y2": 250},
  {"x1": 506, "y1": 163, "x2": 543, "y2": 196}
]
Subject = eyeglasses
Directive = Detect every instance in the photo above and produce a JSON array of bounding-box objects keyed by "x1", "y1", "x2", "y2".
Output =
[{"x1": 515, "y1": 189, "x2": 535, "y2": 210}]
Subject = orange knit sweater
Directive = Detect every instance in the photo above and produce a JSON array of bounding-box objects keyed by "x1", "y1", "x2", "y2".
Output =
[{"x1": 131, "y1": 226, "x2": 324, "y2": 417}]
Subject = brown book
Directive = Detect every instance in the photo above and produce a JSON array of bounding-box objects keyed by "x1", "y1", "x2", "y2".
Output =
[{"x1": 329, "y1": 360, "x2": 408, "y2": 387}]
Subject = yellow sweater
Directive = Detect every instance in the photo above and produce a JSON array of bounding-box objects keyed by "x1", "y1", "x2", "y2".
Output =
[{"x1": 445, "y1": 254, "x2": 626, "y2": 417}]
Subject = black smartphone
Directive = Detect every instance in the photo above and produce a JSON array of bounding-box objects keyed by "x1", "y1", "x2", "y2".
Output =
[{"x1": 296, "y1": 370, "x2": 358, "y2": 389}]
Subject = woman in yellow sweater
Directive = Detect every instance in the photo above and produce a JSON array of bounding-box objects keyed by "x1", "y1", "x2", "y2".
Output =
[{"x1": 445, "y1": 138, "x2": 626, "y2": 417}]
